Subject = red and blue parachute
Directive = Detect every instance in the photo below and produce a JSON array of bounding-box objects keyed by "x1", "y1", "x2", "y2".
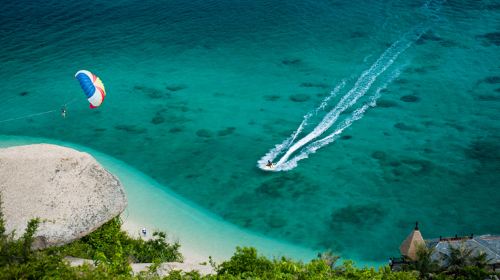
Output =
[{"x1": 74, "y1": 70, "x2": 106, "y2": 108}]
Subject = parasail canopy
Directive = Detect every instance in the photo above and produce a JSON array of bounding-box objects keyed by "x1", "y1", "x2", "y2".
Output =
[{"x1": 74, "y1": 70, "x2": 106, "y2": 109}]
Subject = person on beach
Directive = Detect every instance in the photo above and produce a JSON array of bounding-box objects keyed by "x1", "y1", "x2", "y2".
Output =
[{"x1": 141, "y1": 227, "x2": 147, "y2": 236}]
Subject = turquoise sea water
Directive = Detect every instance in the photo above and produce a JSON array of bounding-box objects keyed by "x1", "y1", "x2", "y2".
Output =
[{"x1": 1, "y1": 0, "x2": 499, "y2": 263}]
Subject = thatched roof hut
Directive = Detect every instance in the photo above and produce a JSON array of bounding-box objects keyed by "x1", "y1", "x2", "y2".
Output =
[{"x1": 400, "y1": 222, "x2": 425, "y2": 261}]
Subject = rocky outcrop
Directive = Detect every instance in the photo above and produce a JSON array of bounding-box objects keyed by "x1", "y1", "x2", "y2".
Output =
[{"x1": 0, "y1": 144, "x2": 127, "y2": 249}]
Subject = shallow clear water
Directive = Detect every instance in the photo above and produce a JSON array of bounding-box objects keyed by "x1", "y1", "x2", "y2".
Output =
[{"x1": 1, "y1": 0, "x2": 499, "y2": 263}]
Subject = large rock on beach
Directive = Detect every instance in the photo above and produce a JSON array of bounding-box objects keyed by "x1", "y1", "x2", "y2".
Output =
[{"x1": 0, "y1": 144, "x2": 127, "y2": 249}]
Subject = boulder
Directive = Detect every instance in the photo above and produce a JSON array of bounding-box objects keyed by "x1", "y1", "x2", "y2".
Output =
[{"x1": 0, "y1": 144, "x2": 127, "y2": 249}]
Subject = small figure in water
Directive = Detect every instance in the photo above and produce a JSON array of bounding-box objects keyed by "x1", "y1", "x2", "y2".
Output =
[
  {"x1": 61, "y1": 106, "x2": 67, "y2": 118},
  {"x1": 266, "y1": 160, "x2": 274, "y2": 168}
]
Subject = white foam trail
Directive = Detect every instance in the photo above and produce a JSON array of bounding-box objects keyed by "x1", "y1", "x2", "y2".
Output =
[
  {"x1": 275, "y1": 70, "x2": 401, "y2": 171},
  {"x1": 277, "y1": 104, "x2": 373, "y2": 171},
  {"x1": 276, "y1": 36, "x2": 413, "y2": 164},
  {"x1": 257, "y1": 80, "x2": 346, "y2": 167},
  {"x1": 258, "y1": 28, "x2": 425, "y2": 171},
  {"x1": 289, "y1": 79, "x2": 347, "y2": 144}
]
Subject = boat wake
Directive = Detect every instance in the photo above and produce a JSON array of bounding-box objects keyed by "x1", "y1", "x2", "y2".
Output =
[{"x1": 257, "y1": 1, "x2": 442, "y2": 171}]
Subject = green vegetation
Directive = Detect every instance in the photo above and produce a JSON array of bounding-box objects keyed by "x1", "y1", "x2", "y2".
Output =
[
  {"x1": 407, "y1": 243, "x2": 440, "y2": 278},
  {"x1": 205, "y1": 247, "x2": 418, "y2": 280},
  {"x1": 0, "y1": 194, "x2": 498, "y2": 279}
]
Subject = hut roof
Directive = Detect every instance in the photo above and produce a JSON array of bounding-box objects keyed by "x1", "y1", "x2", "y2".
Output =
[{"x1": 400, "y1": 222, "x2": 425, "y2": 261}]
